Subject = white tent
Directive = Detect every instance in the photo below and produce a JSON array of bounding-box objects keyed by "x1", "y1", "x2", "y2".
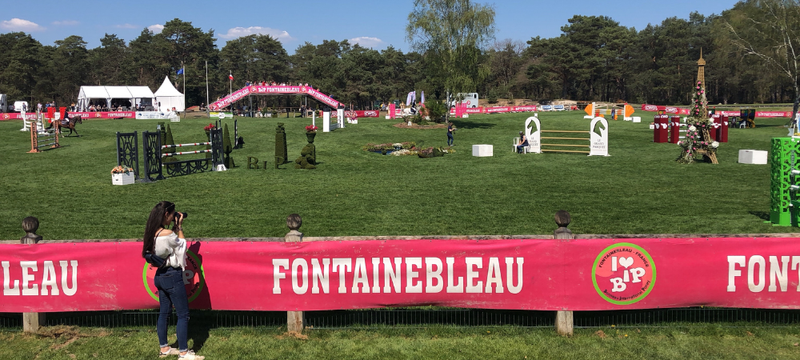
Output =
[
  {"x1": 77, "y1": 85, "x2": 155, "y2": 111},
  {"x1": 154, "y1": 76, "x2": 185, "y2": 112}
]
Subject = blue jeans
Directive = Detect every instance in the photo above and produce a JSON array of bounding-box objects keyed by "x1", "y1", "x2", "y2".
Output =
[
  {"x1": 517, "y1": 143, "x2": 528, "y2": 153},
  {"x1": 447, "y1": 133, "x2": 454, "y2": 146},
  {"x1": 155, "y1": 267, "x2": 190, "y2": 351}
]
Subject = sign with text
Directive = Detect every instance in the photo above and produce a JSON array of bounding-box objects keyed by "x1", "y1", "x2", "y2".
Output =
[{"x1": 1, "y1": 238, "x2": 798, "y2": 312}]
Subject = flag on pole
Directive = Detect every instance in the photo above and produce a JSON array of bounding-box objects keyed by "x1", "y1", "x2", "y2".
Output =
[
  {"x1": 177, "y1": 67, "x2": 184, "y2": 75},
  {"x1": 229, "y1": 74, "x2": 234, "y2": 80}
]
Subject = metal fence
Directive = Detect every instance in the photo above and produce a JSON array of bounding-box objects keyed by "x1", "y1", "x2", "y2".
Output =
[{"x1": 1, "y1": 308, "x2": 799, "y2": 331}]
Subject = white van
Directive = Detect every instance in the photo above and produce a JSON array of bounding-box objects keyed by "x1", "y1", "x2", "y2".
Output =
[
  {"x1": 14, "y1": 101, "x2": 29, "y2": 112},
  {"x1": 450, "y1": 93, "x2": 479, "y2": 108}
]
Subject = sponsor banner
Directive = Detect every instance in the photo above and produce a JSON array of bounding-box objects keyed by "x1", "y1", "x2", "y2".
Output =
[
  {"x1": 70, "y1": 111, "x2": 135, "y2": 119},
  {"x1": 135, "y1": 111, "x2": 174, "y2": 120},
  {"x1": 355, "y1": 110, "x2": 379, "y2": 118},
  {"x1": 514, "y1": 106, "x2": 538, "y2": 112},
  {"x1": 210, "y1": 86, "x2": 341, "y2": 111},
  {"x1": 0, "y1": 113, "x2": 38, "y2": 121},
  {"x1": 756, "y1": 111, "x2": 792, "y2": 118},
  {"x1": 486, "y1": 107, "x2": 510, "y2": 113},
  {"x1": 2, "y1": 238, "x2": 799, "y2": 312},
  {"x1": 209, "y1": 112, "x2": 233, "y2": 119},
  {"x1": 448, "y1": 106, "x2": 537, "y2": 115},
  {"x1": 641, "y1": 104, "x2": 690, "y2": 115}
]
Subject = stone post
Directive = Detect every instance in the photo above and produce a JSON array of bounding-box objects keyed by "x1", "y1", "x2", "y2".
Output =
[
  {"x1": 285, "y1": 214, "x2": 304, "y2": 333},
  {"x1": 21, "y1": 217, "x2": 44, "y2": 333},
  {"x1": 553, "y1": 210, "x2": 574, "y2": 336}
]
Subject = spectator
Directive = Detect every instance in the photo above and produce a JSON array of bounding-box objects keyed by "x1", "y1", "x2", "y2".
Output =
[{"x1": 516, "y1": 131, "x2": 528, "y2": 153}]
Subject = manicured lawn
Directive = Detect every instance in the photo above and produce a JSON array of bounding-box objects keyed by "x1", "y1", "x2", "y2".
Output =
[
  {"x1": 0, "y1": 112, "x2": 791, "y2": 240},
  {"x1": 1, "y1": 325, "x2": 799, "y2": 360}
]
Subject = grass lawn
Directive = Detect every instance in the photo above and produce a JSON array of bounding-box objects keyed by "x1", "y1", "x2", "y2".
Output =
[
  {"x1": 1, "y1": 325, "x2": 799, "y2": 360},
  {"x1": 0, "y1": 112, "x2": 793, "y2": 240}
]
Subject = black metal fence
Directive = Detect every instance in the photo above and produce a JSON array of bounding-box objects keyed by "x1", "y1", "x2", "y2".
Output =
[{"x1": 2, "y1": 308, "x2": 798, "y2": 331}]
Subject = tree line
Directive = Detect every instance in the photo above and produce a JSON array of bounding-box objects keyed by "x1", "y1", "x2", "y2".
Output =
[{"x1": 0, "y1": 1, "x2": 798, "y2": 111}]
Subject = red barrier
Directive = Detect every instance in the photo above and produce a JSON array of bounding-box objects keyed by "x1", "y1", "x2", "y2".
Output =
[
  {"x1": 654, "y1": 115, "x2": 669, "y2": 143},
  {"x1": 712, "y1": 114, "x2": 728, "y2": 142},
  {"x1": 669, "y1": 116, "x2": 681, "y2": 144},
  {"x1": 2, "y1": 238, "x2": 799, "y2": 313}
]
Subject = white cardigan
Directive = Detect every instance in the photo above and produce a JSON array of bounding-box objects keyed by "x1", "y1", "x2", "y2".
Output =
[{"x1": 154, "y1": 232, "x2": 187, "y2": 270}]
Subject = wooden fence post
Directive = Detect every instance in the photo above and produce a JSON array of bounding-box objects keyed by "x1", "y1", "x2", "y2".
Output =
[
  {"x1": 284, "y1": 214, "x2": 304, "y2": 333},
  {"x1": 21, "y1": 217, "x2": 44, "y2": 333},
  {"x1": 553, "y1": 210, "x2": 574, "y2": 336}
]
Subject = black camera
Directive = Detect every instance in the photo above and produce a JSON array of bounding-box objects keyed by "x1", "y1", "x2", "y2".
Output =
[{"x1": 174, "y1": 212, "x2": 188, "y2": 221}]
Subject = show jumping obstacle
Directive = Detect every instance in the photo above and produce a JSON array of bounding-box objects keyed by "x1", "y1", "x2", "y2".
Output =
[
  {"x1": 142, "y1": 127, "x2": 223, "y2": 181},
  {"x1": 522, "y1": 115, "x2": 609, "y2": 156},
  {"x1": 115, "y1": 125, "x2": 224, "y2": 182},
  {"x1": 27, "y1": 120, "x2": 59, "y2": 153}
]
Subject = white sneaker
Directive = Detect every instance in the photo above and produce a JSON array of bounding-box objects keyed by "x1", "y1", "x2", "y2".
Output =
[{"x1": 179, "y1": 350, "x2": 204, "y2": 360}]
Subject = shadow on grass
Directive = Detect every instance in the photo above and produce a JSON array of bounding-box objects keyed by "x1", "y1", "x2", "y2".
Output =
[
  {"x1": 449, "y1": 120, "x2": 495, "y2": 130},
  {"x1": 748, "y1": 211, "x2": 770, "y2": 221}
]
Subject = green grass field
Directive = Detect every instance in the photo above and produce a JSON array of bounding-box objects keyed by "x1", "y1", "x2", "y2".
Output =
[
  {"x1": 2, "y1": 325, "x2": 800, "y2": 360},
  {"x1": 0, "y1": 112, "x2": 793, "y2": 240}
]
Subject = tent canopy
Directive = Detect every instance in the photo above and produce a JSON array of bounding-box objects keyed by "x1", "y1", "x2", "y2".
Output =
[
  {"x1": 77, "y1": 85, "x2": 155, "y2": 111},
  {"x1": 154, "y1": 76, "x2": 185, "y2": 112}
]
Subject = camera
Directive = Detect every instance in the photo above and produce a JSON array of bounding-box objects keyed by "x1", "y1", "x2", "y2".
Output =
[{"x1": 174, "y1": 212, "x2": 188, "y2": 221}]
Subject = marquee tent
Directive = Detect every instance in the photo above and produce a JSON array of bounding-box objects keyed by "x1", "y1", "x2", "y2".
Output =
[
  {"x1": 154, "y1": 76, "x2": 185, "y2": 112},
  {"x1": 77, "y1": 85, "x2": 155, "y2": 111}
]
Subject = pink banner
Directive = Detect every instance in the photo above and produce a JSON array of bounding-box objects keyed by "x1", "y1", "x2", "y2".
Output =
[
  {"x1": 70, "y1": 111, "x2": 135, "y2": 119},
  {"x1": 355, "y1": 110, "x2": 379, "y2": 118},
  {"x1": 642, "y1": 105, "x2": 792, "y2": 118},
  {"x1": 641, "y1": 104, "x2": 690, "y2": 115},
  {"x1": 0, "y1": 112, "x2": 135, "y2": 120},
  {"x1": 449, "y1": 106, "x2": 538, "y2": 115},
  {"x1": 0, "y1": 113, "x2": 37, "y2": 121},
  {"x1": 210, "y1": 86, "x2": 341, "y2": 111},
  {"x1": 2, "y1": 238, "x2": 799, "y2": 313}
]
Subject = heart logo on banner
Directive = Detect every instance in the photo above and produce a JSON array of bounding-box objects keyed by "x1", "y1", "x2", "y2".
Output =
[{"x1": 619, "y1": 257, "x2": 634, "y2": 268}]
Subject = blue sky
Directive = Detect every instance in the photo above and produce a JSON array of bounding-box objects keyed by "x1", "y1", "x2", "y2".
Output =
[{"x1": 2, "y1": 0, "x2": 739, "y2": 53}]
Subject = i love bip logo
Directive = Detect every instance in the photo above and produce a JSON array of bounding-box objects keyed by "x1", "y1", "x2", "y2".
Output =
[
  {"x1": 142, "y1": 250, "x2": 206, "y2": 303},
  {"x1": 592, "y1": 243, "x2": 656, "y2": 305}
]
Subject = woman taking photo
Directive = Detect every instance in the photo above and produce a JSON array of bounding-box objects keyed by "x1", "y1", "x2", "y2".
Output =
[{"x1": 142, "y1": 201, "x2": 202, "y2": 359}]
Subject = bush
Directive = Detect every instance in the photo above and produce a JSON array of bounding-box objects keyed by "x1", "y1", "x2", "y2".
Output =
[
  {"x1": 487, "y1": 90, "x2": 498, "y2": 104},
  {"x1": 424, "y1": 100, "x2": 447, "y2": 123}
]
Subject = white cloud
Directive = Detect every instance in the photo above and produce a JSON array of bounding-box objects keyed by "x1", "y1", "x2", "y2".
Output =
[
  {"x1": 52, "y1": 20, "x2": 79, "y2": 26},
  {"x1": 0, "y1": 18, "x2": 45, "y2": 32},
  {"x1": 147, "y1": 24, "x2": 164, "y2": 34},
  {"x1": 219, "y1": 26, "x2": 293, "y2": 41},
  {"x1": 349, "y1": 36, "x2": 383, "y2": 48},
  {"x1": 115, "y1": 23, "x2": 138, "y2": 29}
]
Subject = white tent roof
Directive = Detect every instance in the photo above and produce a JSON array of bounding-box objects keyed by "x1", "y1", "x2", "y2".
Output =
[
  {"x1": 78, "y1": 85, "x2": 155, "y2": 99},
  {"x1": 154, "y1": 76, "x2": 183, "y2": 97},
  {"x1": 78, "y1": 86, "x2": 110, "y2": 99},
  {"x1": 128, "y1": 86, "x2": 155, "y2": 98},
  {"x1": 104, "y1": 86, "x2": 133, "y2": 99}
]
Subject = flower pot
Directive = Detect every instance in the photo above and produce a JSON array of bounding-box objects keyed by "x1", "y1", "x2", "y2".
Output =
[
  {"x1": 112, "y1": 173, "x2": 135, "y2": 185},
  {"x1": 306, "y1": 132, "x2": 316, "y2": 143}
]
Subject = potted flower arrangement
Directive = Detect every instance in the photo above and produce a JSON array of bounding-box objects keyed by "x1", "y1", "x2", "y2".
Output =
[
  {"x1": 203, "y1": 123, "x2": 216, "y2": 137},
  {"x1": 111, "y1": 165, "x2": 135, "y2": 185},
  {"x1": 305, "y1": 124, "x2": 318, "y2": 143}
]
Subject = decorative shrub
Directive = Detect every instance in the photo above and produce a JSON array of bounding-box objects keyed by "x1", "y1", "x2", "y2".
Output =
[
  {"x1": 275, "y1": 123, "x2": 288, "y2": 164},
  {"x1": 223, "y1": 123, "x2": 234, "y2": 168},
  {"x1": 424, "y1": 100, "x2": 447, "y2": 123}
]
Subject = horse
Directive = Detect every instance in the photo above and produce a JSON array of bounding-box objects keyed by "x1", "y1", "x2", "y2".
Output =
[{"x1": 57, "y1": 116, "x2": 83, "y2": 137}]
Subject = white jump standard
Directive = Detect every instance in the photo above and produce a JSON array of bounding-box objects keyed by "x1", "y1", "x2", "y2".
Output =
[{"x1": 522, "y1": 115, "x2": 609, "y2": 156}]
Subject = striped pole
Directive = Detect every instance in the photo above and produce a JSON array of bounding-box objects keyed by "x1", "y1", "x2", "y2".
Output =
[
  {"x1": 162, "y1": 142, "x2": 211, "y2": 149},
  {"x1": 162, "y1": 149, "x2": 212, "y2": 157}
]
